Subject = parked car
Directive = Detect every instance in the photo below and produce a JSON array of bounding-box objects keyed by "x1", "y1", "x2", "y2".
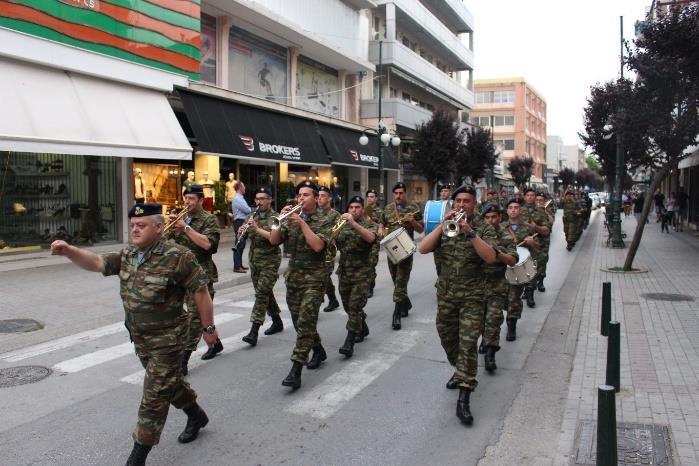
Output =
[{"x1": 589, "y1": 193, "x2": 600, "y2": 209}]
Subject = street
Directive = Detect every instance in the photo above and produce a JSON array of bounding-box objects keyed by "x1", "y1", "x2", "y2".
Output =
[{"x1": 0, "y1": 211, "x2": 599, "y2": 465}]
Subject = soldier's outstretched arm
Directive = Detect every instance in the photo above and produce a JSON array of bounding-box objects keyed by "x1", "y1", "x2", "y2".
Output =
[
  {"x1": 50, "y1": 240, "x2": 105, "y2": 273},
  {"x1": 193, "y1": 285, "x2": 218, "y2": 346}
]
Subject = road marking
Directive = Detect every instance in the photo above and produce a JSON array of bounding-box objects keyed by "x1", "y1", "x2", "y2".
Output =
[
  {"x1": 121, "y1": 318, "x2": 294, "y2": 385},
  {"x1": 52, "y1": 313, "x2": 242, "y2": 374},
  {"x1": 222, "y1": 299, "x2": 289, "y2": 311},
  {"x1": 285, "y1": 330, "x2": 420, "y2": 419}
]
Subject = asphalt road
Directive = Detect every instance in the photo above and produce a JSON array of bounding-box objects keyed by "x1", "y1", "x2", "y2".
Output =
[{"x1": 0, "y1": 210, "x2": 599, "y2": 466}]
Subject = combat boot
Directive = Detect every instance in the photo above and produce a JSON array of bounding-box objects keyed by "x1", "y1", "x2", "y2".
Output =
[
  {"x1": 537, "y1": 277, "x2": 546, "y2": 292},
  {"x1": 306, "y1": 344, "x2": 327, "y2": 369},
  {"x1": 368, "y1": 288, "x2": 374, "y2": 298},
  {"x1": 242, "y1": 322, "x2": 260, "y2": 346},
  {"x1": 401, "y1": 297, "x2": 412, "y2": 317},
  {"x1": 446, "y1": 375, "x2": 458, "y2": 390},
  {"x1": 323, "y1": 296, "x2": 340, "y2": 312},
  {"x1": 506, "y1": 319, "x2": 517, "y2": 341},
  {"x1": 392, "y1": 303, "x2": 402, "y2": 330},
  {"x1": 478, "y1": 343, "x2": 486, "y2": 354},
  {"x1": 125, "y1": 442, "x2": 151, "y2": 466},
  {"x1": 282, "y1": 361, "x2": 303, "y2": 388},
  {"x1": 264, "y1": 315, "x2": 284, "y2": 335},
  {"x1": 355, "y1": 320, "x2": 370, "y2": 343},
  {"x1": 181, "y1": 350, "x2": 192, "y2": 376},
  {"x1": 456, "y1": 389, "x2": 474, "y2": 425},
  {"x1": 484, "y1": 347, "x2": 497, "y2": 373},
  {"x1": 525, "y1": 289, "x2": 536, "y2": 308},
  {"x1": 177, "y1": 402, "x2": 209, "y2": 443},
  {"x1": 339, "y1": 331, "x2": 356, "y2": 358},
  {"x1": 201, "y1": 338, "x2": 223, "y2": 360}
]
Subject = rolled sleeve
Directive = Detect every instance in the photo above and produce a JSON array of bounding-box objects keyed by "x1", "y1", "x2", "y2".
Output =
[{"x1": 101, "y1": 252, "x2": 122, "y2": 277}]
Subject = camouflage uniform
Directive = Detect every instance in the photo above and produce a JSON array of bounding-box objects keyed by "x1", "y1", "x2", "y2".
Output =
[
  {"x1": 520, "y1": 204, "x2": 550, "y2": 289},
  {"x1": 482, "y1": 225, "x2": 518, "y2": 349},
  {"x1": 538, "y1": 206, "x2": 555, "y2": 279},
  {"x1": 247, "y1": 209, "x2": 282, "y2": 324},
  {"x1": 365, "y1": 205, "x2": 383, "y2": 292},
  {"x1": 166, "y1": 209, "x2": 219, "y2": 351},
  {"x1": 335, "y1": 217, "x2": 377, "y2": 333},
  {"x1": 381, "y1": 201, "x2": 423, "y2": 303},
  {"x1": 279, "y1": 211, "x2": 332, "y2": 364},
  {"x1": 500, "y1": 221, "x2": 537, "y2": 321},
  {"x1": 435, "y1": 216, "x2": 497, "y2": 389},
  {"x1": 562, "y1": 199, "x2": 579, "y2": 244},
  {"x1": 102, "y1": 239, "x2": 209, "y2": 446},
  {"x1": 319, "y1": 207, "x2": 341, "y2": 300}
]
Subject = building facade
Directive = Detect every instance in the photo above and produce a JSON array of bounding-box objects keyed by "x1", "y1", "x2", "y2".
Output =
[{"x1": 562, "y1": 145, "x2": 586, "y2": 172}]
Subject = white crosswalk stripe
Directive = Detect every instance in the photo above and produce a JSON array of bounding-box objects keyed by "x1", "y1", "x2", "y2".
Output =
[{"x1": 223, "y1": 299, "x2": 289, "y2": 311}]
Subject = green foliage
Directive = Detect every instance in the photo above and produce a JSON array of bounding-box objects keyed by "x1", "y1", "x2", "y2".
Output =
[
  {"x1": 456, "y1": 126, "x2": 498, "y2": 185},
  {"x1": 507, "y1": 156, "x2": 534, "y2": 189},
  {"x1": 586, "y1": 155, "x2": 601, "y2": 172},
  {"x1": 407, "y1": 109, "x2": 461, "y2": 189},
  {"x1": 212, "y1": 180, "x2": 228, "y2": 215},
  {"x1": 559, "y1": 167, "x2": 576, "y2": 189}
]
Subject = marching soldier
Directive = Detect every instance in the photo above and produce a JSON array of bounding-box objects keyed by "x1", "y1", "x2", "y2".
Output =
[
  {"x1": 270, "y1": 181, "x2": 332, "y2": 389},
  {"x1": 562, "y1": 191, "x2": 580, "y2": 251},
  {"x1": 318, "y1": 186, "x2": 341, "y2": 313},
  {"x1": 479, "y1": 203, "x2": 517, "y2": 373},
  {"x1": 380, "y1": 182, "x2": 424, "y2": 330},
  {"x1": 241, "y1": 187, "x2": 283, "y2": 347},
  {"x1": 501, "y1": 199, "x2": 539, "y2": 341},
  {"x1": 535, "y1": 192, "x2": 555, "y2": 292},
  {"x1": 365, "y1": 189, "x2": 383, "y2": 299},
  {"x1": 520, "y1": 188, "x2": 551, "y2": 307},
  {"x1": 477, "y1": 189, "x2": 498, "y2": 215},
  {"x1": 166, "y1": 185, "x2": 223, "y2": 375},
  {"x1": 51, "y1": 203, "x2": 219, "y2": 465},
  {"x1": 419, "y1": 185, "x2": 498, "y2": 426},
  {"x1": 334, "y1": 196, "x2": 377, "y2": 357}
]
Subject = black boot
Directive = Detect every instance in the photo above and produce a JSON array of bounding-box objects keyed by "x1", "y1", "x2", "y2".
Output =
[
  {"x1": 506, "y1": 319, "x2": 517, "y2": 342},
  {"x1": 485, "y1": 346, "x2": 497, "y2": 373},
  {"x1": 446, "y1": 375, "x2": 458, "y2": 390},
  {"x1": 525, "y1": 288, "x2": 536, "y2": 308},
  {"x1": 368, "y1": 288, "x2": 373, "y2": 298},
  {"x1": 242, "y1": 322, "x2": 260, "y2": 346},
  {"x1": 200, "y1": 338, "x2": 223, "y2": 360},
  {"x1": 282, "y1": 361, "x2": 303, "y2": 388},
  {"x1": 177, "y1": 403, "x2": 209, "y2": 443},
  {"x1": 323, "y1": 296, "x2": 340, "y2": 312},
  {"x1": 181, "y1": 350, "x2": 192, "y2": 376},
  {"x1": 306, "y1": 344, "x2": 327, "y2": 369},
  {"x1": 125, "y1": 442, "x2": 152, "y2": 466},
  {"x1": 401, "y1": 297, "x2": 412, "y2": 317},
  {"x1": 339, "y1": 331, "x2": 356, "y2": 358},
  {"x1": 264, "y1": 315, "x2": 284, "y2": 335},
  {"x1": 456, "y1": 389, "x2": 474, "y2": 425},
  {"x1": 537, "y1": 277, "x2": 546, "y2": 292},
  {"x1": 392, "y1": 303, "x2": 402, "y2": 330},
  {"x1": 478, "y1": 343, "x2": 486, "y2": 354},
  {"x1": 355, "y1": 319, "x2": 370, "y2": 343}
]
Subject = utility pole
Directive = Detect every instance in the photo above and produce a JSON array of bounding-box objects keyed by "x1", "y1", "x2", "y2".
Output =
[
  {"x1": 611, "y1": 16, "x2": 626, "y2": 248},
  {"x1": 377, "y1": 40, "x2": 385, "y2": 207}
]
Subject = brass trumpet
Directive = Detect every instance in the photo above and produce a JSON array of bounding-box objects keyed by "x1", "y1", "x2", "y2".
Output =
[
  {"x1": 386, "y1": 210, "x2": 419, "y2": 228},
  {"x1": 163, "y1": 208, "x2": 188, "y2": 234},
  {"x1": 442, "y1": 209, "x2": 467, "y2": 237},
  {"x1": 330, "y1": 217, "x2": 348, "y2": 237},
  {"x1": 271, "y1": 203, "x2": 304, "y2": 230}
]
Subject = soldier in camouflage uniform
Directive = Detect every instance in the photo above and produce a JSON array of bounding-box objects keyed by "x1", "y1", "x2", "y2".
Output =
[
  {"x1": 501, "y1": 199, "x2": 539, "y2": 342},
  {"x1": 50, "y1": 203, "x2": 219, "y2": 466},
  {"x1": 318, "y1": 186, "x2": 341, "y2": 313},
  {"x1": 380, "y1": 182, "x2": 424, "y2": 330},
  {"x1": 334, "y1": 195, "x2": 377, "y2": 357},
  {"x1": 520, "y1": 188, "x2": 551, "y2": 308},
  {"x1": 270, "y1": 181, "x2": 332, "y2": 389},
  {"x1": 241, "y1": 187, "x2": 283, "y2": 347},
  {"x1": 166, "y1": 184, "x2": 222, "y2": 375},
  {"x1": 419, "y1": 185, "x2": 498, "y2": 426},
  {"x1": 535, "y1": 192, "x2": 555, "y2": 292},
  {"x1": 365, "y1": 189, "x2": 383, "y2": 299},
  {"x1": 479, "y1": 202, "x2": 518, "y2": 373},
  {"x1": 562, "y1": 191, "x2": 580, "y2": 251},
  {"x1": 477, "y1": 189, "x2": 498, "y2": 215}
]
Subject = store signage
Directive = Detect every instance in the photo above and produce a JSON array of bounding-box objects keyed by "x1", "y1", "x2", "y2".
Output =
[
  {"x1": 349, "y1": 149, "x2": 379, "y2": 165},
  {"x1": 238, "y1": 135, "x2": 301, "y2": 161},
  {"x1": 58, "y1": 0, "x2": 100, "y2": 10}
]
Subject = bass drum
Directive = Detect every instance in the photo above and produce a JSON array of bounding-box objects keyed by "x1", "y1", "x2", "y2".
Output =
[
  {"x1": 423, "y1": 200, "x2": 449, "y2": 234},
  {"x1": 505, "y1": 246, "x2": 538, "y2": 285},
  {"x1": 380, "y1": 227, "x2": 416, "y2": 264}
]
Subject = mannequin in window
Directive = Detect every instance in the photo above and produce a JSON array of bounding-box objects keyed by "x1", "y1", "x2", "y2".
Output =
[
  {"x1": 182, "y1": 171, "x2": 195, "y2": 198},
  {"x1": 133, "y1": 168, "x2": 145, "y2": 203},
  {"x1": 198, "y1": 171, "x2": 215, "y2": 212},
  {"x1": 225, "y1": 173, "x2": 236, "y2": 205}
]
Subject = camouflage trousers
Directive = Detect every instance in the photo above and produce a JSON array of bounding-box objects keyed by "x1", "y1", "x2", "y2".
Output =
[
  {"x1": 436, "y1": 275, "x2": 485, "y2": 390},
  {"x1": 387, "y1": 255, "x2": 413, "y2": 303},
  {"x1": 325, "y1": 262, "x2": 337, "y2": 299},
  {"x1": 285, "y1": 270, "x2": 325, "y2": 364},
  {"x1": 564, "y1": 217, "x2": 580, "y2": 243},
  {"x1": 249, "y1": 261, "x2": 281, "y2": 324},
  {"x1": 536, "y1": 246, "x2": 549, "y2": 279},
  {"x1": 184, "y1": 282, "x2": 215, "y2": 351},
  {"x1": 433, "y1": 254, "x2": 442, "y2": 277},
  {"x1": 338, "y1": 268, "x2": 370, "y2": 333},
  {"x1": 369, "y1": 244, "x2": 380, "y2": 291},
  {"x1": 507, "y1": 284, "x2": 524, "y2": 321},
  {"x1": 132, "y1": 326, "x2": 197, "y2": 446},
  {"x1": 482, "y1": 278, "x2": 507, "y2": 349}
]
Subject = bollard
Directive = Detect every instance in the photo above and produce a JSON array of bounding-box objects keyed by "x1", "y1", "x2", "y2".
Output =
[
  {"x1": 601, "y1": 282, "x2": 611, "y2": 336},
  {"x1": 606, "y1": 321, "x2": 621, "y2": 392},
  {"x1": 597, "y1": 385, "x2": 618, "y2": 466}
]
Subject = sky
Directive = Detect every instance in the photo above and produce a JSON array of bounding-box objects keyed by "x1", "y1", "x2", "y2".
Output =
[{"x1": 468, "y1": 0, "x2": 650, "y2": 149}]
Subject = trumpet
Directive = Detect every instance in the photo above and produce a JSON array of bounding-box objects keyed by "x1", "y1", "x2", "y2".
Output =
[
  {"x1": 271, "y1": 203, "x2": 304, "y2": 230},
  {"x1": 386, "y1": 210, "x2": 419, "y2": 228},
  {"x1": 163, "y1": 208, "x2": 189, "y2": 234},
  {"x1": 330, "y1": 217, "x2": 348, "y2": 238},
  {"x1": 442, "y1": 209, "x2": 467, "y2": 237},
  {"x1": 232, "y1": 208, "x2": 258, "y2": 252}
]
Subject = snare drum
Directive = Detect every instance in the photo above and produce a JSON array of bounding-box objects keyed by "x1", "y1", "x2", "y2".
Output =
[
  {"x1": 505, "y1": 247, "x2": 538, "y2": 285},
  {"x1": 423, "y1": 200, "x2": 449, "y2": 234},
  {"x1": 380, "y1": 227, "x2": 417, "y2": 264}
]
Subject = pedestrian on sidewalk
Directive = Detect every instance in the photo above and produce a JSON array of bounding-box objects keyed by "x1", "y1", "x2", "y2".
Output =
[
  {"x1": 660, "y1": 208, "x2": 671, "y2": 233},
  {"x1": 653, "y1": 188, "x2": 665, "y2": 222},
  {"x1": 676, "y1": 187, "x2": 688, "y2": 232},
  {"x1": 231, "y1": 181, "x2": 252, "y2": 273},
  {"x1": 667, "y1": 192, "x2": 676, "y2": 229},
  {"x1": 633, "y1": 192, "x2": 649, "y2": 224}
]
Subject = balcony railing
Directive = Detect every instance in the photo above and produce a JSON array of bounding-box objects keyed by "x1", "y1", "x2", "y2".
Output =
[
  {"x1": 360, "y1": 97, "x2": 434, "y2": 130},
  {"x1": 420, "y1": 0, "x2": 474, "y2": 34}
]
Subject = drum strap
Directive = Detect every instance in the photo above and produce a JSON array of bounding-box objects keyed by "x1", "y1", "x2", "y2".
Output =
[{"x1": 506, "y1": 227, "x2": 517, "y2": 243}]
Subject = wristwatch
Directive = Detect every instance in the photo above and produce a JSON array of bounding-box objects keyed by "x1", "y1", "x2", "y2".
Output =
[
  {"x1": 465, "y1": 230, "x2": 477, "y2": 239},
  {"x1": 203, "y1": 324, "x2": 216, "y2": 334},
  {"x1": 184, "y1": 225, "x2": 192, "y2": 233}
]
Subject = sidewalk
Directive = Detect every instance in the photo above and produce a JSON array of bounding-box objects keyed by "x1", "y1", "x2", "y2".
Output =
[{"x1": 555, "y1": 216, "x2": 699, "y2": 464}]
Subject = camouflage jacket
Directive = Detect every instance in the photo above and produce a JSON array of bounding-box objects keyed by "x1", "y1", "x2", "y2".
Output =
[
  {"x1": 279, "y1": 209, "x2": 331, "y2": 276},
  {"x1": 562, "y1": 199, "x2": 579, "y2": 220},
  {"x1": 521, "y1": 204, "x2": 551, "y2": 246},
  {"x1": 102, "y1": 239, "x2": 208, "y2": 332},
  {"x1": 335, "y1": 217, "x2": 377, "y2": 276},
  {"x1": 166, "y1": 209, "x2": 220, "y2": 283},
  {"x1": 482, "y1": 224, "x2": 518, "y2": 281},
  {"x1": 381, "y1": 201, "x2": 423, "y2": 238},
  {"x1": 501, "y1": 220, "x2": 537, "y2": 260},
  {"x1": 247, "y1": 208, "x2": 281, "y2": 266}
]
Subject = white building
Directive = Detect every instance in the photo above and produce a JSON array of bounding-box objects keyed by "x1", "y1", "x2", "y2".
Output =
[{"x1": 562, "y1": 145, "x2": 586, "y2": 172}]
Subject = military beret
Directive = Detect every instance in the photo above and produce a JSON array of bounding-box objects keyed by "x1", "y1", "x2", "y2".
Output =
[
  {"x1": 296, "y1": 180, "x2": 319, "y2": 192},
  {"x1": 318, "y1": 185, "x2": 331, "y2": 194},
  {"x1": 506, "y1": 197, "x2": 523, "y2": 207},
  {"x1": 438, "y1": 184, "x2": 451, "y2": 192},
  {"x1": 523, "y1": 187, "x2": 536, "y2": 195},
  {"x1": 128, "y1": 203, "x2": 162, "y2": 218},
  {"x1": 481, "y1": 202, "x2": 502, "y2": 217},
  {"x1": 451, "y1": 184, "x2": 476, "y2": 200},
  {"x1": 366, "y1": 189, "x2": 378, "y2": 196},
  {"x1": 535, "y1": 192, "x2": 546, "y2": 197},
  {"x1": 347, "y1": 195, "x2": 364, "y2": 209},
  {"x1": 183, "y1": 184, "x2": 204, "y2": 197},
  {"x1": 392, "y1": 181, "x2": 407, "y2": 192},
  {"x1": 256, "y1": 187, "x2": 272, "y2": 197}
]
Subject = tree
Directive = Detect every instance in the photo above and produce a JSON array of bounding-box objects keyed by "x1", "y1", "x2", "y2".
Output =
[
  {"x1": 586, "y1": 155, "x2": 601, "y2": 173},
  {"x1": 507, "y1": 156, "x2": 534, "y2": 190},
  {"x1": 558, "y1": 167, "x2": 575, "y2": 190},
  {"x1": 407, "y1": 109, "x2": 461, "y2": 191},
  {"x1": 455, "y1": 126, "x2": 497, "y2": 185}
]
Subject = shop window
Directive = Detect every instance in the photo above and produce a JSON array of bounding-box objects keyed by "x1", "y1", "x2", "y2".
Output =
[
  {"x1": 132, "y1": 161, "x2": 185, "y2": 211},
  {"x1": 200, "y1": 13, "x2": 217, "y2": 85}
]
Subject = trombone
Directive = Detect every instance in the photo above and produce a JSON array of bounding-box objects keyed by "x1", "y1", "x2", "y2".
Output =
[
  {"x1": 271, "y1": 202, "x2": 303, "y2": 230},
  {"x1": 442, "y1": 209, "x2": 467, "y2": 237},
  {"x1": 163, "y1": 208, "x2": 188, "y2": 234}
]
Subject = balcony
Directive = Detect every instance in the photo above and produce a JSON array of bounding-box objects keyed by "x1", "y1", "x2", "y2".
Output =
[
  {"x1": 369, "y1": 40, "x2": 474, "y2": 109},
  {"x1": 360, "y1": 97, "x2": 434, "y2": 131},
  {"x1": 420, "y1": 0, "x2": 474, "y2": 34}
]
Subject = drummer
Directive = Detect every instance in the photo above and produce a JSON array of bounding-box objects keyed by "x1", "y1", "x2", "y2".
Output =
[
  {"x1": 379, "y1": 182, "x2": 424, "y2": 331},
  {"x1": 433, "y1": 184, "x2": 451, "y2": 276}
]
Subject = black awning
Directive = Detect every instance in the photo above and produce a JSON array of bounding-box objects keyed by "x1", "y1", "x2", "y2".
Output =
[
  {"x1": 178, "y1": 89, "x2": 331, "y2": 166},
  {"x1": 317, "y1": 123, "x2": 399, "y2": 170}
]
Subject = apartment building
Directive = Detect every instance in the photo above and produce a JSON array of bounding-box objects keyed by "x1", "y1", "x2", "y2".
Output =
[
  {"x1": 470, "y1": 78, "x2": 547, "y2": 189},
  {"x1": 563, "y1": 145, "x2": 586, "y2": 172}
]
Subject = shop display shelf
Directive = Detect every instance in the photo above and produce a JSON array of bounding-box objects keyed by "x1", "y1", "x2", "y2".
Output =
[
  {"x1": 10, "y1": 172, "x2": 70, "y2": 177},
  {"x1": 5, "y1": 194, "x2": 70, "y2": 199}
]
